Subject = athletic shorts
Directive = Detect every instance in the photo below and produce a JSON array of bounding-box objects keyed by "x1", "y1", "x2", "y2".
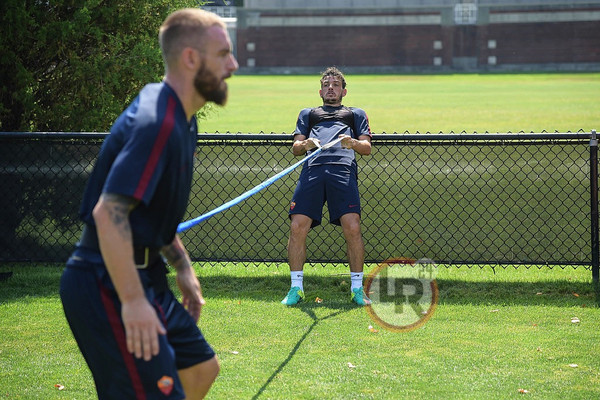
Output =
[
  {"x1": 60, "y1": 249, "x2": 215, "y2": 400},
  {"x1": 289, "y1": 163, "x2": 361, "y2": 228}
]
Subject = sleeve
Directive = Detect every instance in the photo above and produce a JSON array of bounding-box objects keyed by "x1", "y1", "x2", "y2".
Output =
[
  {"x1": 352, "y1": 108, "x2": 372, "y2": 139},
  {"x1": 293, "y1": 108, "x2": 312, "y2": 138},
  {"x1": 105, "y1": 128, "x2": 170, "y2": 206},
  {"x1": 104, "y1": 94, "x2": 176, "y2": 206}
]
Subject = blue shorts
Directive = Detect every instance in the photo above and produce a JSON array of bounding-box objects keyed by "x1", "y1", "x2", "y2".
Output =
[
  {"x1": 289, "y1": 164, "x2": 361, "y2": 228},
  {"x1": 60, "y1": 250, "x2": 215, "y2": 400}
]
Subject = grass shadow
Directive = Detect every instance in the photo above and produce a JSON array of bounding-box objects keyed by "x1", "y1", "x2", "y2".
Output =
[
  {"x1": 0, "y1": 263, "x2": 64, "y2": 301},
  {"x1": 436, "y1": 278, "x2": 596, "y2": 307},
  {"x1": 251, "y1": 305, "x2": 352, "y2": 400},
  {"x1": 0, "y1": 265, "x2": 597, "y2": 308},
  {"x1": 199, "y1": 274, "x2": 597, "y2": 308}
]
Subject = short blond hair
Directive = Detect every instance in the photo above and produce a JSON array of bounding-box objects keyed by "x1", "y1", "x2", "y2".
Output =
[{"x1": 159, "y1": 8, "x2": 226, "y2": 67}]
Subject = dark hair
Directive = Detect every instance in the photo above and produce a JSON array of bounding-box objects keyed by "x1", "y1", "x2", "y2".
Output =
[{"x1": 320, "y1": 66, "x2": 346, "y2": 89}]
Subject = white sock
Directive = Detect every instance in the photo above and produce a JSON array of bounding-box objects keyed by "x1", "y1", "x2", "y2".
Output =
[
  {"x1": 291, "y1": 271, "x2": 304, "y2": 291},
  {"x1": 350, "y1": 272, "x2": 363, "y2": 290}
]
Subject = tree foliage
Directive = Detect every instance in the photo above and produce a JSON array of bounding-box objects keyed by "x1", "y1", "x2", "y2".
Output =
[{"x1": 0, "y1": 0, "x2": 204, "y2": 132}]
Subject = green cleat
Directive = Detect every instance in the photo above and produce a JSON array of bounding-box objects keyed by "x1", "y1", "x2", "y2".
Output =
[
  {"x1": 281, "y1": 286, "x2": 305, "y2": 305},
  {"x1": 351, "y1": 286, "x2": 371, "y2": 306}
]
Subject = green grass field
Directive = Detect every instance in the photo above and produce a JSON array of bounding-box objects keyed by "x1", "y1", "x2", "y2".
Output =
[
  {"x1": 199, "y1": 73, "x2": 600, "y2": 134},
  {"x1": 0, "y1": 264, "x2": 598, "y2": 399},
  {"x1": 1, "y1": 73, "x2": 600, "y2": 399}
]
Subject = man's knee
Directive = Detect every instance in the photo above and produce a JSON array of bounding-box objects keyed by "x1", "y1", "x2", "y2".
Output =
[
  {"x1": 341, "y1": 214, "x2": 362, "y2": 238},
  {"x1": 178, "y1": 356, "x2": 220, "y2": 397},
  {"x1": 289, "y1": 215, "x2": 312, "y2": 237},
  {"x1": 201, "y1": 356, "x2": 220, "y2": 384}
]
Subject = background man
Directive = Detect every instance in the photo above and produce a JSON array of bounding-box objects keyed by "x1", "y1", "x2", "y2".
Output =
[
  {"x1": 282, "y1": 67, "x2": 372, "y2": 306},
  {"x1": 60, "y1": 9, "x2": 238, "y2": 399}
]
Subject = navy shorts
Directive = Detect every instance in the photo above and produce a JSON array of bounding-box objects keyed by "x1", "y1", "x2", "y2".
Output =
[
  {"x1": 289, "y1": 164, "x2": 361, "y2": 228},
  {"x1": 60, "y1": 250, "x2": 215, "y2": 400}
]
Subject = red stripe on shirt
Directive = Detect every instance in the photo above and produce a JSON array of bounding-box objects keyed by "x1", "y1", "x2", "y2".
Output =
[
  {"x1": 98, "y1": 281, "x2": 146, "y2": 400},
  {"x1": 134, "y1": 96, "x2": 176, "y2": 200}
]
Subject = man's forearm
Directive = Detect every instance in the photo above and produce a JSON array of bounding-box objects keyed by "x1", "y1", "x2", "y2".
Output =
[
  {"x1": 93, "y1": 194, "x2": 144, "y2": 303},
  {"x1": 161, "y1": 235, "x2": 193, "y2": 271},
  {"x1": 292, "y1": 138, "x2": 317, "y2": 156},
  {"x1": 347, "y1": 138, "x2": 371, "y2": 155},
  {"x1": 341, "y1": 134, "x2": 371, "y2": 156}
]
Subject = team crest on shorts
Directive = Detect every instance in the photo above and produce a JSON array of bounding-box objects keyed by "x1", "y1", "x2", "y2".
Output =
[
  {"x1": 290, "y1": 201, "x2": 296, "y2": 210},
  {"x1": 157, "y1": 375, "x2": 174, "y2": 396}
]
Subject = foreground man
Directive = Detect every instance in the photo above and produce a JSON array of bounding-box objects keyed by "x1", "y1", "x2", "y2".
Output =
[{"x1": 60, "y1": 9, "x2": 238, "y2": 399}]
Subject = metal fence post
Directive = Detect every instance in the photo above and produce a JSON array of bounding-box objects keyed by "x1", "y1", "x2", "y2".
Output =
[{"x1": 590, "y1": 129, "x2": 599, "y2": 282}]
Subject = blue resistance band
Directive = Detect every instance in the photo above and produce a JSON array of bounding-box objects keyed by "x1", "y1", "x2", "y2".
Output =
[{"x1": 177, "y1": 137, "x2": 343, "y2": 233}]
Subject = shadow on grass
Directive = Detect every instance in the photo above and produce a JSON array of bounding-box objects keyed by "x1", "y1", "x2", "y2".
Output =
[
  {"x1": 199, "y1": 274, "x2": 598, "y2": 308},
  {"x1": 251, "y1": 304, "x2": 353, "y2": 400},
  {"x1": 0, "y1": 265, "x2": 598, "y2": 308},
  {"x1": 435, "y1": 279, "x2": 597, "y2": 307},
  {"x1": 0, "y1": 264, "x2": 65, "y2": 301}
]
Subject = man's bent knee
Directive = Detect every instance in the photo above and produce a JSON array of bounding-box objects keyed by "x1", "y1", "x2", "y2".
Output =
[
  {"x1": 290, "y1": 214, "x2": 312, "y2": 237},
  {"x1": 340, "y1": 213, "x2": 362, "y2": 236},
  {"x1": 178, "y1": 356, "x2": 220, "y2": 399}
]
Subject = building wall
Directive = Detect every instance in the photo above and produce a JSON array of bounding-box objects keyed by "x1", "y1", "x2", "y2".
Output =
[
  {"x1": 244, "y1": 0, "x2": 599, "y2": 9},
  {"x1": 234, "y1": 2, "x2": 600, "y2": 73}
]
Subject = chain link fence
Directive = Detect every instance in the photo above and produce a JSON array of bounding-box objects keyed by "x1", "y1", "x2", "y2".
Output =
[{"x1": 0, "y1": 132, "x2": 597, "y2": 275}]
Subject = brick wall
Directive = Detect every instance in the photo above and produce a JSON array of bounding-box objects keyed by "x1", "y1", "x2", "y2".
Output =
[
  {"x1": 235, "y1": 5, "x2": 600, "y2": 72},
  {"x1": 480, "y1": 21, "x2": 600, "y2": 65},
  {"x1": 237, "y1": 25, "x2": 446, "y2": 67}
]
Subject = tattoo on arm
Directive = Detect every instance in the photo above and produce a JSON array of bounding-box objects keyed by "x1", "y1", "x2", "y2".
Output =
[
  {"x1": 161, "y1": 237, "x2": 191, "y2": 271},
  {"x1": 102, "y1": 193, "x2": 138, "y2": 241},
  {"x1": 162, "y1": 241, "x2": 184, "y2": 265}
]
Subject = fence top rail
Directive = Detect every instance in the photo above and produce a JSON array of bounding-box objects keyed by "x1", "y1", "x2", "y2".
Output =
[{"x1": 0, "y1": 131, "x2": 595, "y2": 142}]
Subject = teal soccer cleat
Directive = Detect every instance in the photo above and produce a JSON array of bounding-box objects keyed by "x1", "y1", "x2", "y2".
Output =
[
  {"x1": 281, "y1": 286, "x2": 305, "y2": 305},
  {"x1": 351, "y1": 286, "x2": 371, "y2": 306}
]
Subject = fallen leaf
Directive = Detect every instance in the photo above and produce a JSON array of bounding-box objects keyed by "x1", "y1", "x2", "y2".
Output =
[
  {"x1": 536, "y1": 347, "x2": 542, "y2": 352},
  {"x1": 573, "y1": 292, "x2": 580, "y2": 297},
  {"x1": 568, "y1": 363, "x2": 578, "y2": 368},
  {"x1": 368, "y1": 325, "x2": 379, "y2": 333},
  {"x1": 347, "y1": 362, "x2": 356, "y2": 368},
  {"x1": 54, "y1": 384, "x2": 65, "y2": 391},
  {"x1": 518, "y1": 388, "x2": 529, "y2": 394},
  {"x1": 536, "y1": 292, "x2": 543, "y2": 295},
  {"x1": 315, "y1": 297, "x2": 323, "y2": 303}
]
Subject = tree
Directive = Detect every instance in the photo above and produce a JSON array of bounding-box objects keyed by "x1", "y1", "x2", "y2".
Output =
[
  {"x1": 0, "y1": 0, "x2": 204, "y2": 132},
  {"x1": 0, "y1": 0, "x2": 210, "y2": 259}
]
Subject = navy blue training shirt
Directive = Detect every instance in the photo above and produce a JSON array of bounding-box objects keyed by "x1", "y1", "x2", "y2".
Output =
[
  {"x1": 79, "y1": 82, "x2": 197, "y2": 248},
  {"x1": 293, "y1": 105, "x2": 371, "y2": 167}
]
